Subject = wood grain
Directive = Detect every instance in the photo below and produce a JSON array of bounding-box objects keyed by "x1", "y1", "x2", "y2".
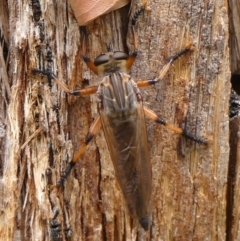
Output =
[{"x1": 0, "y1": 0, "x2": 231, "y2": 240}]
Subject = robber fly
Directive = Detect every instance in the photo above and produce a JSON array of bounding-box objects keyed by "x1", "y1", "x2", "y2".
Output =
[{"x1": 32, "y1": 2, "x2": 210, "y2": 231}]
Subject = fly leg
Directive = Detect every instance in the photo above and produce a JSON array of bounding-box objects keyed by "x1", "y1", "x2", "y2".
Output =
[
  {"x1": 137, "y1": 43, "x2": 195, "y2": 87},
  {"x1": 57, "y1": 116, "x2": 101, "y2": 187},
  {"x1": 32, "y1": 69, "x2": 98, "y2": 96},
  {"x1": 126, "y1": 1, "x2": 148, "y2": 70},
  {"x1": 31, "y1": 69, "x2": 101, "y2": 187},
  {"x1": 32, "y1": 26, "x2": 99, "y2": 94},
  {"x1": 143, "y1": 106, "x2": 211, "y2": 145},
  {"x1": 80, "y1": 26, "x2": 99, "y2": 75}
]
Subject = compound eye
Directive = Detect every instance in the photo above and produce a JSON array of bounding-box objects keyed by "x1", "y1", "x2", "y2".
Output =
[
  {"x1": 113, "y1": 51, "x2": 128, "y2": 60},
  {"x1": 94, "y1": 54, "x2": 109, "y2": 66}
]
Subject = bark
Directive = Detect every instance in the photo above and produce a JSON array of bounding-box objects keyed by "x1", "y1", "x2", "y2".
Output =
[
  {"x1": 228, "y1": 1, "x2": 240, "y2": 241},
  {"x1": 0, "y1": 0, "x2": 231, "y2": 240}
]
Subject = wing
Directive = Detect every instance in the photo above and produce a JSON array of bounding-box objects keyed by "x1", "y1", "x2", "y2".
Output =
[{"x1": 99, "y1": 101, "x2": 152, "y2": 229}]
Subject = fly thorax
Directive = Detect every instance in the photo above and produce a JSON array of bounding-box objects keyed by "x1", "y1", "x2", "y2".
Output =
[{"x1": 100, "y1": 72, "x2": 139, "y2": 118}]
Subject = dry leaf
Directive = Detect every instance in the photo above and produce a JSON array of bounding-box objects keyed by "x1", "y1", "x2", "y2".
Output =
[{"x1": 69, "y1": 0, "x2": 130, "y2": 25}]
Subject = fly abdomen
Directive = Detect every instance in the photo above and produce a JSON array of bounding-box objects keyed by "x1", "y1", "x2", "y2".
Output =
[{"x1": 139, "y1": 217, "x2": 150, "y2": 231}]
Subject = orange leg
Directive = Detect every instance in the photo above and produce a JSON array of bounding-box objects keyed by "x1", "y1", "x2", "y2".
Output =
[
  {"x1": 32, "y1": 69, "x2": 98, "y2": 96},
  {"x1": 143, "y1": 106, "x2": 211, "y2": 145},
  {"x1": 32, "y1": 68, "x2": 101, "y2": 188},
  {"x1": 126, "y1": 2, "x2": 147, "y2": 71},
  {"x1": 82, "y1": 56, "x2": 99, "y2": 75},
  {"x1": 137, "y1": 43, "x2": 195, "y2": 88},
  {"x1": 80, "y1": 26, "x2": 99, "y2": 75},
  {"x1": 57, "y1": 116, "x2": 102, "y2": 187}
]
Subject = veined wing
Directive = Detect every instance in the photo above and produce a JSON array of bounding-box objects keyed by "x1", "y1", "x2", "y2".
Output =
[{"x1": 99, "y1": 101, "x2": 152, "y2": 230}]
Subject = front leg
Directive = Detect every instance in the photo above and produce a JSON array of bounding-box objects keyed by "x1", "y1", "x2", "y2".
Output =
[
  {"x1": 137, "y1": 43, "x2": 195, "y2": 88},
  {"x1": 80, "y1": 26, "x2": 99, "y2": 75},
  {"x1": 125, "y1": 1, "x2": 148, "y2": 71},
  {"x1": 32, "y1": 69, "x2": 98, "y2": 96}
]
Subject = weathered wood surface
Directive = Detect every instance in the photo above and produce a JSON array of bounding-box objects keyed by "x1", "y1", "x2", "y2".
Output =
[
  {"x1": 0, "y1": 0, "x2": 231, "y2": 240},
  {"x1": 229, "y1": 115, "x2": 240, "y2": 241},
  {"x1": 229, "y1": 0, "x2": 240, "y2": 73},
  {"x1": 228, "y1": 1, "x2": 240, "y2": 241}
]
